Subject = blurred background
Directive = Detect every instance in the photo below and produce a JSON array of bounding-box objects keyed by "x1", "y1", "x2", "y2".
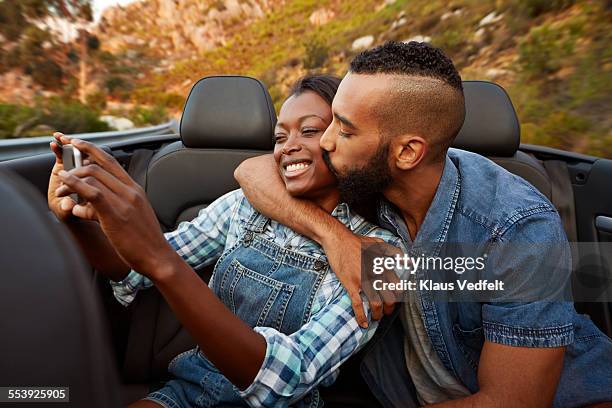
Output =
[{"x1": 0, "y1": 0, "x2": 610, "y2": 157}]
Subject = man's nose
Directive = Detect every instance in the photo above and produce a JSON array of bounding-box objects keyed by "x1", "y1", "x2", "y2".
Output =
[{"x1": 320, "y1": 126, "x2": 336, "y2": 152}]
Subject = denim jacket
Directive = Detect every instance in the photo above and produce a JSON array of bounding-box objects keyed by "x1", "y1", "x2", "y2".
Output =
[{"x1": 362, "y1": 148, "x2": 612, "y2": 408}]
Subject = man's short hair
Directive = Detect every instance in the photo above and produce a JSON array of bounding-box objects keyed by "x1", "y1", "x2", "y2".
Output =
[{"x1": 350, "y1": 41, "x2": 466, "y2": 161}]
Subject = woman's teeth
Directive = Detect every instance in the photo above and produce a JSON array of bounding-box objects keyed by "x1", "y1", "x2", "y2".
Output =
[{"x1": 286, "y1": 162, "x2": 310, "y2": 172}]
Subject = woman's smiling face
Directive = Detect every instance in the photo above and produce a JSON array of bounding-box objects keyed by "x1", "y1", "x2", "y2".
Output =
[{"x1": 273, "y1": 90, "x2": 336, "y2": 200}]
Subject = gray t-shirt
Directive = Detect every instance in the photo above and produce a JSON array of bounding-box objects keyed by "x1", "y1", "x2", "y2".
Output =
[{"x1": 401, "y1": 290, "x2": 471, "y2": 405}]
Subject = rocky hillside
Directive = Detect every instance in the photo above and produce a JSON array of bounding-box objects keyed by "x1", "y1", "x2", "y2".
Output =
[
  {"x1": 97, "y1": 0, "x2": 274, "y2": 57},
  {"x1": 1, "y1": 0, "x2": 610, "y2": 157}
]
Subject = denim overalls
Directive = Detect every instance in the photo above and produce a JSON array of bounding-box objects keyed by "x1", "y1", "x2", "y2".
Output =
[{"x1": 149, "y1": 209, "x2": 373, "y2": 408}]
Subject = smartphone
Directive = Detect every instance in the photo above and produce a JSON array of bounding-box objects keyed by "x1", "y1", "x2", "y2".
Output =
[{"x1": 62, "y1": 144, "x2": 82, "y2": 203}]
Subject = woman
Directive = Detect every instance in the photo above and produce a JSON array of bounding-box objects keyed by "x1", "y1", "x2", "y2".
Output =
[{"x1": 49, "y1": 75, "x2": 400, "y2": 408}]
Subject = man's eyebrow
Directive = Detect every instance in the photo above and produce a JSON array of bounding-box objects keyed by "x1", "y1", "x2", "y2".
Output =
[{"x1": 334, "y1": 112, "x2": 357, "y2": 130}]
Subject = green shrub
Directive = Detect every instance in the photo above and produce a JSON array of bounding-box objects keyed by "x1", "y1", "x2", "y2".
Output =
[
  {"x1": 0, "y1": 0, "x2": 27, "y2": 42},
  {"x1": 542, "y1": 110, "x2": 590, "y2": 145},
  {"x1": 37, "y1": 98, "x2": 110, "y2": 134},
  {"x1": 303, "y1": 34, "x2": 329, "y2": 69},
  {"x1": 28, "y1": 59, "x2": 63, "y2": 88},
  {"x1": 416, "y1": 13, "x2": 440, "y2": 33},
  {"x1": 128, "y1": 105, "x2": 169, "y2": 126},
  {"x1": 517, "y1": 0, "x2": 574, "y2": 17},
  {"x1": 2, "y1": 47, "x2": 21, "y2": 69},
  {"x1": 259, "y1": 68, "x2": 277, "y2": 88},
  {"x1": 97, "y1": 50, "x2": 118, "y2": 66},
  {"x1": 66, "y1": 48, "x2": 78, "y2": 62},
  {"x1": 521, "y1": 110, "x2": 591, "y2": 151},
  {"x1": 433, "y1": 30, "x2": 463, "y2": 54},
  {"x1": 62, "y1": 76, "x2": 79, "y2": 98},
  {"x1": 0, "y1": 103, "x2": 36, "y2": 138},
  {"x1": 0, "y1": 50, "x2": 6, "y2": 74},
  {"x1": 212, "y1": 0, "x2": 227, "y2": 12},
  {"x1": 87, "y1": 35, "x2": 100, "y2": 51},
  {"x1": 0, "y1": 99, "x2": 110, "y2": 139},
  {"x1": 18, "y1": 26, "x2": 50, "y2": 61},
  {"x1": 105, "y1": 75, "x2": 131, "y2": 96},
  {"x1": 86, "y1": 91, "x2": 108, "y2": 111},
  {"x1": 267, "y1": 84, "x2": 284, "y2": 113},
  {"x1": 518, "y1": 24, "x2": 575, "y2": 76},
  {"x1": 132, "y1": 88, "x2": 185, "y2": 110}
]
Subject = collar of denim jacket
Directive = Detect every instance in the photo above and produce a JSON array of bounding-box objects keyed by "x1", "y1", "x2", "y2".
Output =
[{"x1": 377, "y1": 154, "x2": 461, "y2": 254}]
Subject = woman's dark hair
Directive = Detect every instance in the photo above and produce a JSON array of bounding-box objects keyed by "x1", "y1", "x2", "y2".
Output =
[{"x1": 289, "y1": 74, "x2": 342, "y2": 106}]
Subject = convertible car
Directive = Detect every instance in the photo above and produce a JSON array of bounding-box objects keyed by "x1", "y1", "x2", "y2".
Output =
[{"x1": 0, "y1": 76, "x2": 610, "y2": 407}]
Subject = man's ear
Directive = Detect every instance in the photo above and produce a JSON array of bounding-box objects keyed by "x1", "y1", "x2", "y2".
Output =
[{"x1": 391, "y1": 134, "x2": 427, "y2": 171}]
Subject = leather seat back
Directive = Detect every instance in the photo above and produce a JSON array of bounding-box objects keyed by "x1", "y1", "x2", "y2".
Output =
[
  {"x1": 146, "y1": 75, "x2": 276, "y2": 230},
  {"x1": 0, "y1": 169, "x2": 121, "y2": 408},
  {"x1": 122, "y1": 76, "x2": 276, "y2": 386},
  {"x1": 453, "y1": 81, "x2": 552, "y2": 199}
]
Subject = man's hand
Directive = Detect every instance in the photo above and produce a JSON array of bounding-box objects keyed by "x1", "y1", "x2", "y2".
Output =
[
  {"x1": 321, "y1": 229, "x2": 401, "y2": 326},
  {"x1": 55, "y1": 138, "x2": 174, "y2": 276}
]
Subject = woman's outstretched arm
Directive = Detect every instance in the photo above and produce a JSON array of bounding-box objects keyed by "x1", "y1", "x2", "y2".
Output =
[
  {"x1": 48, "y1": 133, "x2": 130, "y2": 281},
  {"x1": 56, "y1": 138, "x2": 267, "y2": 388}
]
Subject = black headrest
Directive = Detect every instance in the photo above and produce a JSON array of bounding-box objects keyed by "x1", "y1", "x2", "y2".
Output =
[
  {"x1": 0, "y1": 169, "x2": 121, "y2": 407},
  {"x1": 180, "y1": 75, "x2": 276, "y2": 150},
  {"x1": 453, "y1": 81, "x2": 520, "y2": 157}
]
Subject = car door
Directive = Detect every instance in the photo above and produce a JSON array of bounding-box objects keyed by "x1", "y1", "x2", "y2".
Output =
[{"x1": 521, "y1": 144, "x2": 612, "y2": 336}]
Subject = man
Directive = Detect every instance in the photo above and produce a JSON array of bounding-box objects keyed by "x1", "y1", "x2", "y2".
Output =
[{"x1": 234, "y1": 41, "x2": 612, "y2": 407}]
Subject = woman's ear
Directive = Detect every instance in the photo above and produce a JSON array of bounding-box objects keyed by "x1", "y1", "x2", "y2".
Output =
[{"x1": 392, "y1": 134, "x2": 428, "y2": 171}]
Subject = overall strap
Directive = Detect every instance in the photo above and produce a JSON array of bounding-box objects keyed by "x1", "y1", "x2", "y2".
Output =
[{"x1": 243, "y1": 210, "x2": 270, "y2": 233}]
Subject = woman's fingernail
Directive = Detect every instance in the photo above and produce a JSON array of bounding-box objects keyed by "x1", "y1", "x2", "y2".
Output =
[{"x1": 58, "y1": 170, "x2": 67, "y2": 177}]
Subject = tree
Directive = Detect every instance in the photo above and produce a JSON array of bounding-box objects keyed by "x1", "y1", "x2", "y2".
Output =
[{"x1": 45, "y1": 1, "x2": 94, "y2": 103}]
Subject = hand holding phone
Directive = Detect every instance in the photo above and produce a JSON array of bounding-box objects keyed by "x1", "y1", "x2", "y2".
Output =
[{"x1": 61, "y1": 144, "x2": 83, "y2": 203}]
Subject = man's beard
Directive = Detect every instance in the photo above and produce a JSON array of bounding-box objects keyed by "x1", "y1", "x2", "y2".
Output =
[{"x1": 322, "y1": 142, "x2": 393, "y2": 208}]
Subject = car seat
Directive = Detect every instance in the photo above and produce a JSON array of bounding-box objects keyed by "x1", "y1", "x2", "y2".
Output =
[
  {"x1": 0, "y1": 168, "x2": 121, "y2": 408},
  {"x1": 454, "y1": 80, "x2": 552, "y2": 199},
  {"x1": 118, "y1": 76, "x2": 277, "y2": 402}
]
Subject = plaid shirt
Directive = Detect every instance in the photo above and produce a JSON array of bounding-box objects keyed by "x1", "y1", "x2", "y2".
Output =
[{"x1": 111, "y1": 189, "x2": 400, "y2": 407}]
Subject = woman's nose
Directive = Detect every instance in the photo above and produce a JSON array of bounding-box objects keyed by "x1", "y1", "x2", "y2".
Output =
[{"x1": 282, "y1": 136, "x2": 302, "y2": 155}]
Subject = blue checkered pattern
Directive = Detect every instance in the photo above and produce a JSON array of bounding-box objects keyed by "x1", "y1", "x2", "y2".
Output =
[{"x1": 110, "y1": 189, "x2": 400, "y2": 406}]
